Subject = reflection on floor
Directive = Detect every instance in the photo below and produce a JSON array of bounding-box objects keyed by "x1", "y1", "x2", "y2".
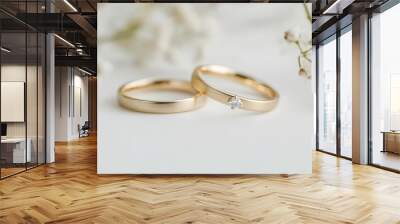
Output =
[
  {"x1": 0, "y1": 167, "x2": 25, "y2": 177},
  {"x1": 0, "y1": 162, "x2": 41, "y2": 178},
  {"x1": 0, "y1": 135, "x2": 400, "y2": 223},
  {"x1": 341, "y1": 147, "x2": 352, "y2": 158},
  {"x1": 373, "y1": 150, "x2": 400, "y2": 170}
]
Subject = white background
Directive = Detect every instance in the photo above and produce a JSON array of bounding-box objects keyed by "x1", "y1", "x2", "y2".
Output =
[{"x1": 98, "y1": 3, "x2": 313, "y2": 174}]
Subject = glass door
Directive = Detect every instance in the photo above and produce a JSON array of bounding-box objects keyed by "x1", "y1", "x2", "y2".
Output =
[
  {"x1": 317, "y1": 36, "x2": 337, "y2": 154},
  {"x1": 316, "y1": 24, "x2": 353, "y2": 159}
]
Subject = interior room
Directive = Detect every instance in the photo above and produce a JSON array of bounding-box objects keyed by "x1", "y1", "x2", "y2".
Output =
[
  {"x1": 0, "y1": 0, "x2": 96, "y2": 179},
  {"x1": 0, "y1": 16, "x2": 46, "y2": 178},
  {"x1": 0, "y1": 0, "x2": 400, "y2": 223}
]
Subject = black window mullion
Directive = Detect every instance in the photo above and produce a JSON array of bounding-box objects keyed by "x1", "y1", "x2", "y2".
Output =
[
  {"x1": 36, "y1": 0, "x2": 39, "y2": 167},
  {"x1": 367, "y1": 11, "x2": 373, "y2": 165},
  {"x1": 336, "y1": 27, "x2": 341, "y2": 157},
  {"x1": 24, "y1": 0, "x2": 28, "y2": 171},
  {"x1": 24, "y1": 81, "x2": 28, "y2": 169},
  {"x1": 316, "y1": 45, "x2": 320, "y2": 150}
]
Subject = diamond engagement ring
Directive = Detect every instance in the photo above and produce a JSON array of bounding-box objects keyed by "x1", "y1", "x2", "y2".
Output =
[{"x1": 191, "y1": 65, "x2": 279, "y2": 112}]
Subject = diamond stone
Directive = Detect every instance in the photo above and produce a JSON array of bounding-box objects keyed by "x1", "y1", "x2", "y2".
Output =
[{"x1": 228, "y1": 96, "x2": 242, "y2": 110}]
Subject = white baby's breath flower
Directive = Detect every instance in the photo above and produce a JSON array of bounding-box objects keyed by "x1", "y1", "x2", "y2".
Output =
[
  {"x1": 103, "y1": 4, "x2": 218, "y2": 68},
  {"x1": 299, "y1": 56, "x2": 311, "y2": 79},
  {"x1": 283, "y1": 3, "x2": 312, "y2": 80},
  {"x1": 284, "y1": 30, "x2": 299, "y2": 43}
]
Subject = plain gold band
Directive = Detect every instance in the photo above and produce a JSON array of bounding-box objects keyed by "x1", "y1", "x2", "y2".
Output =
[
  {"x1": 191, "y1": 65, "x2": 279, "y2": 112},
  {"x1": 118, "y1": 79, "x2": 207, "y2": 113}
]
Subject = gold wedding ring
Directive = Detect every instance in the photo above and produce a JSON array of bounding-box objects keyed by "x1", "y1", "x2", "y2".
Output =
[
  {"x1": 118, "y1": 78, "x2": 207, "y2": 113},
  {"x1": 191, "y1": 65, "x2": 279, "y2": 112}
]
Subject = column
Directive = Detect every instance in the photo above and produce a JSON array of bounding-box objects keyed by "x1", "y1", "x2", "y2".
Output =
[{"x1": 352, "y1": 14, "x2": 369, "y2": 164}]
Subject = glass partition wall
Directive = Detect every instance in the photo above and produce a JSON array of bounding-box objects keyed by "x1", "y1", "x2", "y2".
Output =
[
  {"x1": 0, "y1": 3, "x2": 46, "y2": 179},
  {"x1": 0, "y1": 31, "x2": 27, "y2": 177},
  {"x1": 370, "y1": 3, "x2": 400, "y2": 171},
  {"x1": 316, "y1": 26, "x2": 352, "y2": 159}
]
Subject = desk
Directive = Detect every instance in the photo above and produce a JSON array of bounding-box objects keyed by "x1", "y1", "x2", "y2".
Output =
[
  {"x1": 382, "y1": 131, "x2": 400, "y2": 154},
  {"x1": 1, "y1": 138, "x2": 31, "y2": 163}
]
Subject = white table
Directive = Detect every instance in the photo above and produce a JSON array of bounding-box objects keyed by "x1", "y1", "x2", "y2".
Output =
[{"x1": 1, "y1": 138, "x2": 31, "y2": 163}]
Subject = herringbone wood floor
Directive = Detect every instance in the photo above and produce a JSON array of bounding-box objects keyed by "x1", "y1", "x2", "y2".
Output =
[{"x1": 1, "y1": 135, "x2": 400, "y2": 224}]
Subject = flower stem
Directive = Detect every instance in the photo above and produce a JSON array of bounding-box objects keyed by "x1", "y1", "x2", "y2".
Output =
[{"x1": 303, "y1": 2, "x2": 312, "y2": 23}]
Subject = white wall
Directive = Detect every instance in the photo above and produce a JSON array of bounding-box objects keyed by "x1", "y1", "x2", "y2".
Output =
[
  {"x1": 71, "y1": 73, "x2": 89, "y2": 138},
  {"x1": 55, "y1": 67, "x2": 69, "y2": 141},
  {"x1": 55, "y1": 67, "x2": 89, "y2": 141}
]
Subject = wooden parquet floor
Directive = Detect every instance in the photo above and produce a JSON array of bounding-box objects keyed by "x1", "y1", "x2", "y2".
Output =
[{"x1": 1, "y1": 135, "x2": 400, "y2": 224}]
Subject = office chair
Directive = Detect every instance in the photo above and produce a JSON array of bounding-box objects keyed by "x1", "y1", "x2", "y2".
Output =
[{"x1": 79, "y1": 121, "x2": 90, "y2": 138}]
